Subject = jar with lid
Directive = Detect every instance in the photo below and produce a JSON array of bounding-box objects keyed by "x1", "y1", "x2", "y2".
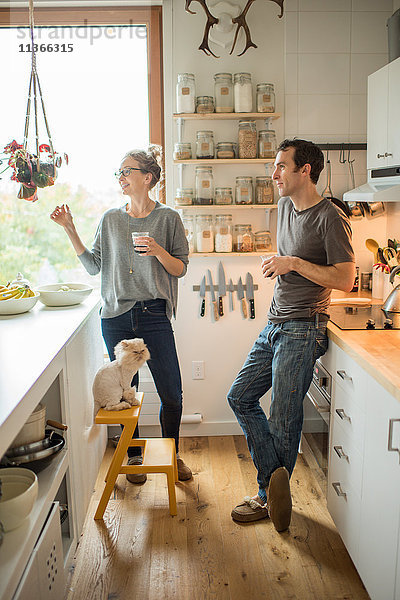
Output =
[
  {"x1": 233, "y1": 224, "x2": 254, "y2": 252},
  {"x1": 233, "y1": 72, "x2": 253, "y2": 112},
  {"x1": 238, "y1": 120, "x2": 257, "y2": 159},
  {"x1": 255, "y1": 176, "x2": 274, "y2": 204},
  {"x1": 196, "y1": 96, "x2": 215, "y2": 114},
  {"x1": 235, "y1": 176, "x2": 253, "y2": 204},
  {"x1": 214, "y1": 73, "x2": 233, "y2": 113},
  {"x1": 176, "y1": 73, "x2": 196, "y2": 113},
  {"x1": 195, "y1": 166, "x2": 214, "y2": 205},
  {"x1": 175, "y1": 187, "x2": 194, "y2": 206},
  {"x1": 254, "y1": 230, "x2": 272, "y2": 252},
  {"x1": 195, "y1": 215, "x2": 214, "y2": 252},
  {"x1": 182, "y1": 215, "x2": 195, "y2": 253},
  {"x1": 258, "y1": 130, "x2": 277, "y2": 158},
  {"x1": 256, "y1": 83, "x2": 275, "y2": 113},
  {"x1": 196, "y1": 131, "x2": 215, "y2": 159},
  {"x1": 173, "y1": 142, "x2": 192, "y2": 160},
  {"x1": 215, "y1": 186, "x2": 233, "y2": 205},
  {"x1": 216, "y1": 142, "x2": 236, "y2": 159},
  {"x1": 214, "y1": 214, "x2": 233, "y2": 252}
]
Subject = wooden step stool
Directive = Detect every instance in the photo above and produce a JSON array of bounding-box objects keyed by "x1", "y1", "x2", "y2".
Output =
[{"x1": 94, "y1": 392, "x2": 178, "y2": 519}]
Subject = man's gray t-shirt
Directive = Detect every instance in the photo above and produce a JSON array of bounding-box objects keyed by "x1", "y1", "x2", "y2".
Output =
[
  {"x1": 268, "y1": 197, "x2": 354, "y2": 323},
  {"x1": 78, "y1": 202, "x2": 189, "y2": 320}
]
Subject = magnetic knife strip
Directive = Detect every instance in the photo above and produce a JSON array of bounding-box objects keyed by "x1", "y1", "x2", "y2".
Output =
[{"x1": 192, "y1": 284, "x2": 258, "y2": 292}]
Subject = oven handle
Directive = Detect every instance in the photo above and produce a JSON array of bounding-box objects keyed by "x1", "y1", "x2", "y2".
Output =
[{"x1": 306, "y1": 391, "x2": 330, "y2": 413}]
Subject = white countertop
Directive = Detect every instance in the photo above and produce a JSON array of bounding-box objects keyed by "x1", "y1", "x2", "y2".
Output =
[{"x1": 0, "y1": 294, "x2": 101, "y2": 457}]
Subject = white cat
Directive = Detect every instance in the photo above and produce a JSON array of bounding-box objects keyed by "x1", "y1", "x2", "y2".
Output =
[{"x1": 93, "y1": 338, "x2": 150, "y2": 414}]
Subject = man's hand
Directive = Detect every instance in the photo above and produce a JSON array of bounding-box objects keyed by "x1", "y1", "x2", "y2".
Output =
[{"x1": 261, "y1": 255, "x2": 294, "y2": 280}]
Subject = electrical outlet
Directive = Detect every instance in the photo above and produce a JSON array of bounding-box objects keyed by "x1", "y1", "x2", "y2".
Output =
[{"x1": 192, "y1": 361, "x2": 205, "y2": 380}]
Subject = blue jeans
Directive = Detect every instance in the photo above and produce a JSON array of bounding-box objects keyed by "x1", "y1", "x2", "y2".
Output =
[
  {"x1": 227, "y1": 317, "x2": 328, "y2": 503},
  {"x1": 101, "y1": 299, "x2": 183, "y2": 458}
]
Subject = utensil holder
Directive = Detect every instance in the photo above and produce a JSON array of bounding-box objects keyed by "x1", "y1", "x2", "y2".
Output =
[{"x1": 372, "y1": 268, "x2": 384, "y2": 299}]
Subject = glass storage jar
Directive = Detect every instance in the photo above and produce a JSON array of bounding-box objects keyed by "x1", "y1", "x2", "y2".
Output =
[
  {"x1": 195, "y1": 166, "x2": 214, "y2": 205},
  {"x1": 215, "y1": 186, "x2": 233, "y2": 205},
  {"x1": 182, "y1": 215, "x2": 195, "y2": 253},
  {"x1": 196, "y1": 131, "x2": 215, "y2": 159},
  {"x1": 235, "y1": 176, "x2": 253, "y2": 204},
  {"x1": 258, "y1": 129, "x2": 277, "y2": 159},
  {"x1": 233, "y1": 224, "x2": 254, "y2": 252},
  {"x1": 238, "y1": 120, "x2": 257, "y2": 159},
  {"x1": 214, "y1": 73, "x2": 233, "y2": 113},
  {"x1": 255, "y1": 176, "x2": 274, "y2": 204},
  {"x1": 173, "y1": 142, "x2": 192, "y2": 160},
  {"x1": 233, "y1": 72, "x2": 253, "y2": 112},
  {"x1": 176, "y1": 73, "x2": 196, "y2": 113},
  {"x1": 195, "y1": 215, "x2": 214, "y2": 253},
  {"x1": 256, "y1": 83, "x2": 275, "y2": 113},
  {"x1": 175, "y1": 187, "x2": 194, "y2": 206},
  {"x1": 196, "y1": 95, "x2": 215, "y2": 113},
  {"x1": 214, "y1": 214, "x2": 233, "y2": 253},
  {"x1": 254, "y1": 230, "x2": 272, "y2": 252},
  {"x1": 216, "y1": 142, "x2": 236, "y2": 159}
]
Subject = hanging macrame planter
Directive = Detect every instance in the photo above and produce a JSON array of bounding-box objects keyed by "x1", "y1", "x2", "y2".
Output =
[{"x1": 0, "y1": 0, "x2": 67, "y2": 202}]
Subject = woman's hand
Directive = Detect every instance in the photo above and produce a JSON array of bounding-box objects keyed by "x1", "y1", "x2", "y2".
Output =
[
  {"x1": 134, "y1": 236, "x2": 162, "y2": 257},
  {"x1": 50, "y1": 204, "x2": 74, "y2": 229}
]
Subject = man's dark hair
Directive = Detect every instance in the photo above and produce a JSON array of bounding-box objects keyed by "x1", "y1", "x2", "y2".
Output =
[{"x1": 277, "y1": 138, "x2": 324, "y2": 185}]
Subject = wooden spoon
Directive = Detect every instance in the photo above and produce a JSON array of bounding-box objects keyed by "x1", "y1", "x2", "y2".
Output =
[{"x1": 365, "y1": 238, "x2": 379, "y2": 263}]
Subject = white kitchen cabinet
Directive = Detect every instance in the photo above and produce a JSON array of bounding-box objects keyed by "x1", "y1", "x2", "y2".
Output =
[{"x1": 367, "y1": 56, "x2": 400, "y2": 170}]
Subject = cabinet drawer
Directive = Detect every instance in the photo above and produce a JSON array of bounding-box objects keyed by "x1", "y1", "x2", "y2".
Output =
[
  {"x1": 327, "y1": 478, "x2": 361, "y2": 566},
  {"x1": 333, "y1": 382, "x2": 366, "y2": 451},
  {"x1": 330, "y1": 419, "x2": 363, "y2": 496},
  {"x1": 333, "y1": 346, "x2": 367, "y2": 409}
]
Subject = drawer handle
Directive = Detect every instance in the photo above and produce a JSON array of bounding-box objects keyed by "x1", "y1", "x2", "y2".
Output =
[
  {"x1": 337, "y1": 370, "x2": 352, "y2": 382},
  {"x1": 334, "y1": 445, "x2": 349, "y2": 461},
  {"x1": 388, "y1": 418, "x2": 400, "y2": 463},
  {"x1": 336, "y1": 408, "x2": 351, "y2": 422},
  {"x1": 377, "y1": 153, "x2": 386, "y2": 158},
  {"x1": 332, "y1": 482, "x2": 347, "y2": 498},
  {"x1": 385, "y1": 152, "x2": 393, "y2": 157}
]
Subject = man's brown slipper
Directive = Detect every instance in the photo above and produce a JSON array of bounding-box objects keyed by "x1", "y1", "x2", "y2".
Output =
[
  {"x1": 231, "y1": 495, "x2": 269, "y2": 523},
  {"x1": 267, "y1": 466, "x2": 292, "y2": 532}
]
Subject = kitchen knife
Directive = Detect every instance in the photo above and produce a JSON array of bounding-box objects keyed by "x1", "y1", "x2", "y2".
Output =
[
  {"x1": 237, "y1": 276, "x2": 248, "y2": 319},
  {"x1": 199, "y1": 275, "x2": 206, "y2": 317},
  {"x1": 218, "y1": 261, "x2": 227, "y2": 317},
  {"x1": 227, "y1": 278, "x2": 234, "y2": 311},
  {"x1": 245, "y1": 272, "x2": 255, "y2": 319},
  {"x1": 207, "y1": 269, "x2": 219, "y2": 321}
]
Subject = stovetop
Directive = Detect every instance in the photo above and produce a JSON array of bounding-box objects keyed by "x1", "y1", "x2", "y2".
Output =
[{"x1": 329, "y1": 304, "x2": 400, "y2": 330}]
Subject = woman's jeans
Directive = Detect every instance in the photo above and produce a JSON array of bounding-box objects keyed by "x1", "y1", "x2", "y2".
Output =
[
  {"x1": 227, "y1": 317, "x2": 328, "y2": 503},
  {"x1": 101, "y1": 299, "x2": 183, "y2": 458}
]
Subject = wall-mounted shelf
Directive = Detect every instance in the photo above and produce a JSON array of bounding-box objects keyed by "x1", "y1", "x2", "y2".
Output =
[
  {"x1": 173, "y1": 112, "x2": 281, "y2": 120},
  {"x1": 175, "y1": 204, "x2": 278, "y2": 210},
  {"x1": 174, "y1": 158, "x2": 275, "y2": 165},
  {"x1": 189, "y1": 252, "x2": 274, "y2": 257}
]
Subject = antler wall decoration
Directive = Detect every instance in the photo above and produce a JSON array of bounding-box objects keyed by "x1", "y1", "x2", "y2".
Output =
[{"x1": 185, "y1": 0, "x2": 285, "y2": 57}]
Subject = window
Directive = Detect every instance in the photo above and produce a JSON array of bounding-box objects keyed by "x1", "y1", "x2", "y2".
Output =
[{"x1": 0, "y1": 7, "x2": 163, "y2": 285}]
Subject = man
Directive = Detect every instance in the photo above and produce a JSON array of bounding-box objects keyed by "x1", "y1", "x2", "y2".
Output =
[{"x1": 228, "y1": 139, "x2": 355, "y2": 532}]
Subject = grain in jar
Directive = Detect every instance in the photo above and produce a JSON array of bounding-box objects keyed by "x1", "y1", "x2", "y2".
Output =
[
  {"x1": 235, "y1": 176, "x2": 253, "y2": 205},
  {"x1": 233, "y1": 72, "x2": 253, "y2": 112},
  {"x1": 238, "y1": 120, "x2": 257, "y2": 159},
  {"x1": 256, "y1": 83, "x2": 275, "y2": 113},
  {"x1": 216, "y1": 142, "x2": 235, "y2": 159},
  {"x1": 173, "y1": 142, "x2": 192, "y2": 160},
  {"x1": 175, "y1": 187, "x2": 194, "y2": 206},
  {"x1": 182, "y1": 215, "x2": 195, "y2": 253},
  {"x1": 176, "y1": 73, "x2": 195, "y2": 113},
  {"x1": 255, "y1": 176, "x2": 274, "y2": 204},
  {"x1": 215, "y1": 187, "x2": 233, "y2": 205},
  {"x1": 196, "y1": 131, "x2": 215, "y2": 159},
  {"x1": 196, "y1": 95, "x2": 215, "y2": 113},
  {"x1": 195, "y1": 166, "x2": 214, "y2": 205},
  {"x1": 214, "y1": 214, "x2": 233, "y2": 252},
  {"x1": 258, "y1": 130, "x2": 276, "y2": 159},
  {"x1": 233, "y1": 224, "x2": 254, "y2": 252},
  {"x1": 214, "y1": 73, "x2": 233, "y2": 113},
  {"x1": 254, "y1": 230, "x2": 272, "y2": 252},
  {"x1": 195, "y1": 214, "x2": 214, "y2": 252}
]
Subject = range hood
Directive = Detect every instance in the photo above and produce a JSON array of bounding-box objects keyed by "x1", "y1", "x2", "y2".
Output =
[{"x1": 343, "y1": 165, "x2": 400, "y2": 203}]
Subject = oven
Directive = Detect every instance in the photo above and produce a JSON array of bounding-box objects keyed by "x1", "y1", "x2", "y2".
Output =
[{"x1": 302, "y1": 360, "x2": 332, "y2": 478}]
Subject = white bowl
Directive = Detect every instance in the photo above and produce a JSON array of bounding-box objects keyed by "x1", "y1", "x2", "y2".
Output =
[
  {"x1": 0, "y1": 467, "x2": 38, "y2": 531},
  {"x1": 0, "y1": 292, "x2": 40, "y2": 315},
  {"x1": 36, "y1": 282, "x2": 93, "y2": 307}
]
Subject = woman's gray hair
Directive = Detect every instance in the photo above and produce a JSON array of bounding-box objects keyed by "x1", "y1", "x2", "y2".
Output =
[{"x1": 123, "y1": 145, "x2": 163, "y2": 190}]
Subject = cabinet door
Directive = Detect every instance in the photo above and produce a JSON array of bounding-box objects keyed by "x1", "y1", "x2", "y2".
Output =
[
  {"x1": 358, "y1": 378, "x2": 400, "y2": 600},
  {"x1": 367, "y1": 65, "x2": 389, "y2": 170},
  {"x1": 388, "y1": 57, "x2": 400, "y2": 168}
]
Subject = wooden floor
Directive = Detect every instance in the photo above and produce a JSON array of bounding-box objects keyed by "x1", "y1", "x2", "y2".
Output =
[{"x1": 66, "y1": 436, "x2": 369, "y2": 600}]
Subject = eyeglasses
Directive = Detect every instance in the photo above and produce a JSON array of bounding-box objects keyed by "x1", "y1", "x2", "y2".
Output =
[{"x1": 114, "y1": 167, "x2": 145, "y2": 179}]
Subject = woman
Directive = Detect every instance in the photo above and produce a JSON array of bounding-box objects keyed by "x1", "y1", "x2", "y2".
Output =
[{"x1": 50, "y1": 145, "x2": 192, "y2": 482}]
